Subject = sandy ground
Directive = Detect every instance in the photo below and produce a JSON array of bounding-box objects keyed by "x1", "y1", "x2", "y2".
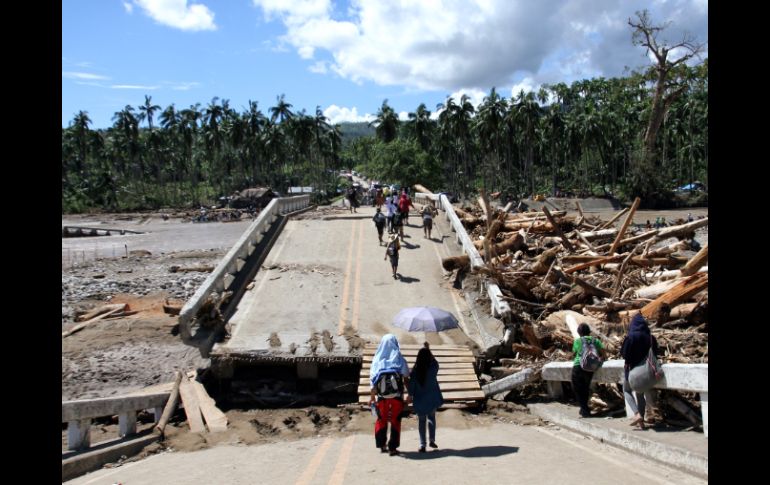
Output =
[{"x1": 64, "y1": 400, "x2": 541, "y2": 455}]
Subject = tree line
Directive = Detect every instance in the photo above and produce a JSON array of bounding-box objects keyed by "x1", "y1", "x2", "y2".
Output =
[
  {"x1": 62, "y1": 11, "x2": 706, "y2": 212},
  {"x1": 62, "y1": 94, "x2": 344, "y2": 212}
]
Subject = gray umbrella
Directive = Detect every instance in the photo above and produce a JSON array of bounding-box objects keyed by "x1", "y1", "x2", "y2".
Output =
[{"x1": 392, "y1": 307, "x2": 459, "y2": 332}]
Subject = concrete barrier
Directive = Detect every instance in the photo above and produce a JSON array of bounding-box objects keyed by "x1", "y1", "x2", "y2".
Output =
[
  {"x1": 541, "y1": 360, "x2": 708, "y2": 437},
  {"x1": 425, "y1": 193, "x2": 510, "y2": 319},
  {"x1": 178, "y1": 195, "x2": 311, "y2": 348},
  {"x1": 62, "y1": 393, "x2": 169, "y2": 451}
]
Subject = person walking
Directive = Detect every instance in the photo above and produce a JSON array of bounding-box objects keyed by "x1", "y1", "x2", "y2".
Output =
[
  {"x1": 347, "y1": 186, "x2": 358, "y2": 213},
  {"x1": 571, "y1": 323, "x2": 606, "y2": 418},
  {"x1": 408, "y1": 342, "x2": 443, "y2": 452},
  {"x1": 392, "y1": 209, "x2": 405, "y2": 241},
  {"x1": 372, "y1": 207, "x2": 387, "y2": 245},
  {"x1": 398, "y1": 189, "x2": 415, "y2": 225},
  {"x1": 421, "y1": 203, "x2": 437, "y2": 239},
  {"x1": 621, "y1": 314, "x2": 660, "y2": 430},
  {"x1": 385, "y1": 196, "x2": 397, "y2": 234},
  {"x1": 369, "y1": 334, "x2": 410, "y2": 456},
  {"x1": 384, "y1": 234, "x2": 401, "y2": 279}
]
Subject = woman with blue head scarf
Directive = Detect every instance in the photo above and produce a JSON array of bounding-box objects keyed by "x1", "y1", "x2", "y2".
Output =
[
  {"x1": 621, "y1": 314, "x2": 661, "y2": 429},
  {"x1": 369, "y1": 334, "x2": 410, "y2": 455}
]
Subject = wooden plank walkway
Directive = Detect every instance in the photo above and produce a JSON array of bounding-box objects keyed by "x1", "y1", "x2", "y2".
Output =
[{"x1": 358, "y1": 344, "x2": 484, "y2": 407}]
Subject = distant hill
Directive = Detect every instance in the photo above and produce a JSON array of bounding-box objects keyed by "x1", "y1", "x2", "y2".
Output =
[{"x1": 338, "y1": 122, "x2": 375, "y2": 142}]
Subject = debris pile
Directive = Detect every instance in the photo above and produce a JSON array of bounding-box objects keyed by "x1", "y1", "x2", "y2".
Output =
[{"x1": 444, "y1": 195, "x2": 708, "y2": 423}]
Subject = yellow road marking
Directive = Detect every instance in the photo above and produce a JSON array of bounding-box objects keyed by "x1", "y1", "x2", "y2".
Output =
[
  {"x1": 294, "y1": 437, "x2": 334, "y2": 485},
  {"x1": 351, "y1": 220, "x2": 364, "y2": 332},
  {"x1": 327, "y1": 435, "x2": 355, "y2": 485},
  {"x1": 338, "y1": 222, "x2": 357, "y2": 334}
]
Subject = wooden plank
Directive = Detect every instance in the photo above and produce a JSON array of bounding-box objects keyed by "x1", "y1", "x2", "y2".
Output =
[
  {"x1": 189, "y1": 373, "x2": 228, "y2": 432},
  {"x1": 362, "y1": 349, "x2": 474, "y2": 357},
  {"x1": 363, "y1": 345, "x2": 470, "y2": 351},
  {"x1": 358, "y1": 374, "x2": 477, "y2": 385},
  {"x1": 358, "y1": 382, "x2": 480, "y2": 395},
  {"x1": 360, "y1": 368, "x2": 476, "y2": 379},
  {"x1": 362, "y1": 362, "x2": 472, "y2": 370},
  {"x1": 363, "y1": 356, "x2": 475, "y2": 363},
  {"x1": 357, "y1": 389, "x2": 484, "y2": 404},
  {"x1": 178, "y1": 378, "x2": 206, "y2": 433}
]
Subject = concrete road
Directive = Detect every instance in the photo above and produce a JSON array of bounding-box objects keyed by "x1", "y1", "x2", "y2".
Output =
[
  {"x1": 223, "y1": 204, "x2": 482, "y2": 356},
  {"x1": 65, "y1": 422, "x2": 706, "y2": 485}
]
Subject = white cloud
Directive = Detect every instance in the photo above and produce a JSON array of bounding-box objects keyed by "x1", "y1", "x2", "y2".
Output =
[
  {"x1": 123, "y1": 1, "x2": 134, "y2": 14},
  {"x1": 448, "y1": 88, "x2": 487, "y2": 109},
  {"x1": 111, "y1": 84, "x2": 159, "y2": 90},
  {"x1": 134, "y1": 0, "x2": 217, "y2": 31},
  {"x1": 252, "y1": 0, "x2": 707, "y2": 93},
  {"x1": 398, "y1": 111, "x2": 409, "y2": 121},
  {"x1": 509, "y1": 78, "x2": 538, "y2": 98},
  {"x1": 166, "y1": 81, "x2": 200, "y2": 90},
  {"x1": 323, "y1": 104, "x2": 375, "y2": 124},
  {"x1": 309, "y1": 61, "x2": 328, "y2": 74},
  {"x1": 63, "y1": 71, "x2": 110, "y2": 81}
]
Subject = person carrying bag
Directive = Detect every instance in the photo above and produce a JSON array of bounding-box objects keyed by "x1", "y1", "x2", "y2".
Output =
[{"x1": 621, "y1": 314, "x2": 663, "y2": 429}]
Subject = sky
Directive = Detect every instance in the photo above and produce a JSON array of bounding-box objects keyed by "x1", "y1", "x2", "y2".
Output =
[{"x1": 62, "y1": 0, "x2": 708, "y2": 129}]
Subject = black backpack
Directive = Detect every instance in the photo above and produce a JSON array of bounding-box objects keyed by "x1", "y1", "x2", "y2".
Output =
[
  {"x1": 387, "y1": 242, "x2": 397, "y2": 256},
  {"x1": 376, "y1": 372, "x2": 403, "y2": 399}
]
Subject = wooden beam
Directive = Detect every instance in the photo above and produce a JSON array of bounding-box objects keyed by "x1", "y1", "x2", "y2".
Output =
[
  {"x1": 178, "y1": 377, "x2": 206, "y2": 433},
  {"x1": 680, "y1": 245, "x2": 708, "y2": 276},
  {"x1": 542, "y1": 206, "x2": 574, "y2": 251},
  {"x1": 190, "y1": 372, "x2": 228, "y2": 432},
  {"x1": 154, "y1": 372, "x2": 183, "y2": 436},
  {"x1": 640, "y1": 273, "x2": 709, "y2": 319},
  {"x1": 598, "y1": 207, "x2": 629, "y2": 230},
  {"x1": 608, "y1": 197, "x2": 640, "y2": 255}
]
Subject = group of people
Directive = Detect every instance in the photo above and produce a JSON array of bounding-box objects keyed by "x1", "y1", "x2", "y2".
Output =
[
  {"x1": 570, "y1": 314, "x2": 661, "y2": 429},
  {"x1": 369, "y1": 189, "x2": 438, "y2": 279},
  {"x1": 369, "y1": 335, "x2": 443, "y2": 455}
]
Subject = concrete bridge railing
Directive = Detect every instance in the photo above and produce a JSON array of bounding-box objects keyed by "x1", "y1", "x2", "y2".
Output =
[
  {"x1": 178, "y1": 195, "x2": 311, "y2": 347},
  {"x1": 414, "y1": 192, "x2": 511, "y2": 320},
  {"x1": 541, "y1": 360, "x2": 708, "y2": 437},
  {"x1": 62, "y1": 392, "x2": 170, "y2": 450}
]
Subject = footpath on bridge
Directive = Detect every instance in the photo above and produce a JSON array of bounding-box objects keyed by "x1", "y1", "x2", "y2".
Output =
[{"x1": 217, "y1": 203, "x2": 498, "y2": 362}]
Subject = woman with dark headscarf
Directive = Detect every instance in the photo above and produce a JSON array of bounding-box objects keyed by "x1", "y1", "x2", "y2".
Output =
[
  {"x1": 621, "y1": 314, "x2": 660, "y2": 429},
  {"x1": 408, "y1": 342, "x2": 444, "y2": 452},
  {"x1": 369, "y1": 334, "x2": 410, "y2": 455}
]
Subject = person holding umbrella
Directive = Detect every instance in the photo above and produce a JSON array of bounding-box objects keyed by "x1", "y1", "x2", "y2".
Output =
[
  {"x1": 408, "y1": 342, "x2": 444, "y2": 452},
  {"x1": 369, "y1": 334, "x2": 411, "y2": 456}
]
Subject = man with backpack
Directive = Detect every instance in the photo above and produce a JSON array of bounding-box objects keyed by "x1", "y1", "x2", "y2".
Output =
[
  {"x1": 384, "y1": 234, "x2": 401, "y2": 279},
  {"x1": 571, "y1": 323, "x2": 607, "y2": 418},
  {"x1": 372, "y1": 207, "x2": 387, "y2": 245},
  {"x1": 369, "y1": 334, "x2": 411, "y2": 456}
]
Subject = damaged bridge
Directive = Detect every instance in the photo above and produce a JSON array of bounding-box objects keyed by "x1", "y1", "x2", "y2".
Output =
[{"x1": 177, "y1": 194, "x2": 501, "y2": 405}]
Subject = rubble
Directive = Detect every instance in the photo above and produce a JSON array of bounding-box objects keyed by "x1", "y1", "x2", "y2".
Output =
[{"x1": 443, "y1": 199, "x2": 708, "y2": 423}]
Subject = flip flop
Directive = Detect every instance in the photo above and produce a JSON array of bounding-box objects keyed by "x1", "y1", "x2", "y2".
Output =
[{"x1": 629, "y1": 417, "x2": 643, "y2": 427}]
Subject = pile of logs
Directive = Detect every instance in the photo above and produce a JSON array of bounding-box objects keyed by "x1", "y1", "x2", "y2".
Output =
[
  {"x1": 439, "y1": 195, "x2": 708, "y2": 425},
  {"x1": 441, "y1": 196, "x2": 708, "y2": 366}
]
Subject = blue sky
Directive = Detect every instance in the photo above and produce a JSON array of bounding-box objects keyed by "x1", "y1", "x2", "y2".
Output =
[{"x1": 62, "y1": 0, "x2": 708, "y2": 129}]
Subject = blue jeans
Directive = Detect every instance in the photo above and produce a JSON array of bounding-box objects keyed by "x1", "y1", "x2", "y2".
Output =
[{"x1": 418, "y1": 411, "x2": 436, "y2": 447}]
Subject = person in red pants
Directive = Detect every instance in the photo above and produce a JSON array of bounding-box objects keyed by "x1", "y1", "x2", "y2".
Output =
[{"x1": 369, "y1": 334, "x2": 411, "y2": 455}]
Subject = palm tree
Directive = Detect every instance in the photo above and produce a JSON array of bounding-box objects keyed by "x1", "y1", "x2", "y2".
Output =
[
  {"x1": 138, "y1": 95, "x2": 161, "y2": 131},
  {"x1": 407, "y1": 103, "x2": 433, "y2": 152},
  {"x1": 371, "y1": 99, "x2": 400, "y2": 143},
  {"x1": 270, "y1": 94, "x2": 294, "y2": 123}
]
